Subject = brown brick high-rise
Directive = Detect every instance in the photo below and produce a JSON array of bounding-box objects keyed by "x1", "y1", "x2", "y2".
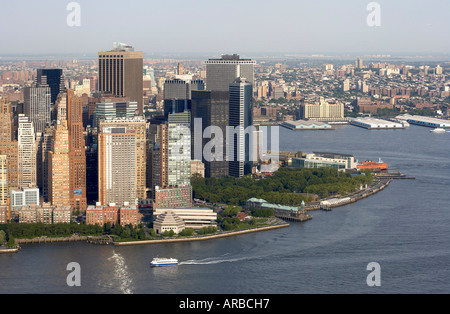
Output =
[
  {"x1": 0, "y1": 97, "x2": 18, "y2": 190},
  {"x1": 67, "y1": 89, "x2": 87, "y2": 210},
  {"x1": 98, "y1": 45, "x2": 144, "y2": 115}
]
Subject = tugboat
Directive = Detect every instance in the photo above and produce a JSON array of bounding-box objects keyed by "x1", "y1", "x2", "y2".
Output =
[{"x1": 150, "y1": 257, "x2": 179, "y2": 267}]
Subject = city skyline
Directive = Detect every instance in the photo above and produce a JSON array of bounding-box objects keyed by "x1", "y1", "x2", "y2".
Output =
[{"x1": 0, "y1": 0, "x2": 449, "y2": 56}]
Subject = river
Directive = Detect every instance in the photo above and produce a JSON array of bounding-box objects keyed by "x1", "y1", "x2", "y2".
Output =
[{"x1": 1, "y1": 124, "x2": 449, "y2": 294}]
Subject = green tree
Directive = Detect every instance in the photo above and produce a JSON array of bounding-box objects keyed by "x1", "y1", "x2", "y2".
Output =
[{"x1": 0, "y1": 230, "x2": 6, "y2": 244}]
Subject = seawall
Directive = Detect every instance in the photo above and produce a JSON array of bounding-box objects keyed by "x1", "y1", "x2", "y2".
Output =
[{"x1": 113, "y1": 223, "x2": 290, "y2": 246}]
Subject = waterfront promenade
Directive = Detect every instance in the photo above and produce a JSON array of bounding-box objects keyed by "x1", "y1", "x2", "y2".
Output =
[{"x1": 114, "y1": 222, "x2": 291, "y2": 246}]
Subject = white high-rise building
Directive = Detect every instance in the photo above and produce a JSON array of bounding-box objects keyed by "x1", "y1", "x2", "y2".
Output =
[
  {"x1": 18, "y1": 115, "x2": 37, "y2": 188},
  {"x1": 10, "y1": 186, "x2": 40, "y2": 212},
  {"x1": 98, "y1": 126, "x2": 137, "y2": 206}
]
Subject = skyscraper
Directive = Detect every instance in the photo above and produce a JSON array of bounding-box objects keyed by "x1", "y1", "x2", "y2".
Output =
[
  {"x1": 167, "y1": 111, "x2": 191, "y2": 187},
  {"x1": 228, "y1": 78, "x2": 253, "y2": 178},
  {"x1": 23, "y1": 84, "x2": 52, "y2": 133},
  {"x1": 152, "y1": 124, "x2": 169, "y2": 189},
  {"x1": 94, "y1": 100, "x2": 138, "y2": 127},
  {"x1": 40, "y1": 126, "x2": 54, "y2": 202},
  {"x1": 98, "y1": 43, "x2": 144, "y2": 115},
  {"x1": 18, "y1": 114, "x2": 37, "y2": 188},
  {"x1": 191, "y1": 90, "x2": 230, "y2": 178},
  {"x1": 99, "y1": 117, "x2": 147, "y2": 200},
  {"x1": 0, "y1": 155, "x2": 7, "y2": 206},
  {"x1": 0, "y1": 98, "x2": 18, "y2": 190},
  {"x1": 36, "y1": 69, "x2": 65, "y2": 105},
  {"x1": 98, "y1": 126, "x2": 137, "y2": 206},
  {"x1": 48, "y1": 120, "x2": 70, "y2": 207},
  {"x1": 67, "y1": 89, "x2": 87, "y2": 210},
  {"x1": 205, "y1": 54, "x2": 256, "y2": 92}
]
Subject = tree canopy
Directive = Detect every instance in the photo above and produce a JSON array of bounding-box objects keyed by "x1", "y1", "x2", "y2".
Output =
[{"x1": 192, "y1": 167, "x2": 374, "y2": 206}]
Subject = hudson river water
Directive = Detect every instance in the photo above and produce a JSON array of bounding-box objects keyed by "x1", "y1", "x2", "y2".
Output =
[{"x1": 1, "y1": 124, "x2": 449, "y2": 294}]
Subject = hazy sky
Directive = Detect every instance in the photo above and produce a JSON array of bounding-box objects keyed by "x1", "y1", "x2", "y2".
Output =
[{"x1": 1, "y1": 0, "x2": 449, "y2": 56}]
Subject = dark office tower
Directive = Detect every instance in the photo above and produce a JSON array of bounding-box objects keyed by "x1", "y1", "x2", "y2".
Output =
[
  {"x1": 204, "y1": 54, "x2": 256, "y2": 92},
  {"x1": 36, "y1": 69, "x2": 65, "y2": 105},
  {"x1": 85, "y1": 148, "x2": 98, "y2": 204},
  {"x1": 191, "y1": 90, "x2": 229, "y2": 178},
  {"x1": 23, "y1": 84, "x2": 52, "y2": 133},
  {"x1": 228, "y1": 78, "x2": 253, "y2": 178},
  {"x1": 98, "y1": 43, "x2": 144, "y2": 115}
]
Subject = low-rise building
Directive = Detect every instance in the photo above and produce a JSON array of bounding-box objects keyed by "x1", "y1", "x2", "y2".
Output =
[
  {"x1": 153, "y1": 210, "x2": 186, "y2": 235},
  {"x1": 0, "y1": 206, "x2": 9, "y2": 224},
  {"x1": 153, "y1": 185, "x2": 193, "y2": 209},
  {"x1": 15, "y1": 203, "x2": 71, "y2": 224},
  {"x1": 281, "y1": 120, "x2": 333, "y2": 130},
  {"x1": 291, "y1": 152, "x2": 357, "y2": 170},
  {"x1": 153, "y1": 207, "x2": 217, "y2": 230},
  {"x1": 85, "y1": 203, "x2": 141, "y2": 227}
]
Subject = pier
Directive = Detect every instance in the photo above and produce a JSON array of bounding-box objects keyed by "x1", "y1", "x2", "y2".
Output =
[
  {"x1": 273, "y1": 209, "x2": 312, "y2": 222},
  {"x1": 15, "y1": 236, "x2": 88, "y2": 244},
  {"x1": 376, "y1": 172, "x2": 415, "y2": 180}
]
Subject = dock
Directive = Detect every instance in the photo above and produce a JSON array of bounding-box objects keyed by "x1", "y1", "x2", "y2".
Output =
[
  {"x1": 15, "y1": 236, "x2": 88, "y2": 244},
  {"x1": 273, "y1": 209, "x2": 312, "y2": 222},
  {"x1": 376, "y1": 172, "x2": 415, "y2": 180}
]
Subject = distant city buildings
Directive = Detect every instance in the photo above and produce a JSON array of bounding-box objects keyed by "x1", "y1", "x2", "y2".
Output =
[{"x1": 299, "y1": 97, "x2": 345, "y2": 122}]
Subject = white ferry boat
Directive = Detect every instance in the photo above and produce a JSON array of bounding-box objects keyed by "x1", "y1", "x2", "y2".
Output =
[
  {"x1": 151, "y1": 257, "x2": 179, "y2": 267},
  {"x1": 430, "y1": 128, "x2": 446, "y2": 133}
]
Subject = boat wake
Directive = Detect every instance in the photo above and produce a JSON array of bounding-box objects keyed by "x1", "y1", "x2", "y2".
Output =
[{"x1": 179, "y1": 255, "x2": 258, "y2": 265}]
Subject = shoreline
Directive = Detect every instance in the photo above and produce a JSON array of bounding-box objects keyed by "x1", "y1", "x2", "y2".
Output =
[
  {"x1": 4, "y1": 178, "x2": 394, "y2": 251},
  {"x1": 113, "y1": 223, "x2": 291, "y2": 246}
]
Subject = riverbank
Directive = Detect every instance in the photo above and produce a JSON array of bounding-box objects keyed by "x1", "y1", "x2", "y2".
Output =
[
  {"x1": 5, "y1": 178, "x2": 393, "y2": 250},
  {"x1": 114, "y1": 222, "x2": 290, "y2": 246}
]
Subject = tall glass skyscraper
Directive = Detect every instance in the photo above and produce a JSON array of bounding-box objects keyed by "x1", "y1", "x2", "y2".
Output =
[
  {"x1": 228, "y1": 78, "x2": 253, "y2": 178},
  {"x1": 36, "y1": 69, "x2": 65, "y2": 105}
]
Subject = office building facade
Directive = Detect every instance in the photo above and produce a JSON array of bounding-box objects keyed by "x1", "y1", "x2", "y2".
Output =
[
  {"x1": 98, "y1": 44, "x2": 144, "y2": 115},
  {"x1": 23, "y1": 84, "x2": 52, "y2": 133},
  {"x1": 0, "y1": 98, "x2": 19, "y2": 190},
  {"x1": 228, "y1": 78, "x2": 253, "y2": 178},
  {"x1": 205, "y1": 55, "x2": 256, "y2": 92},
  {"x1": 67, "y1": 90, "x2": 87, "y2": 210},
  {"x1": 17, "y1": 115, "x2": 37, "y2": 188},
  {"x1": 48, "y1": 120, "x2": 71, "y2": 207},
  {"x1": 98, "y1": 126, "x2": 137, "y2": 206},
  {"x1": 36, "y1": 69, "x2": 66, "y2": 105}
]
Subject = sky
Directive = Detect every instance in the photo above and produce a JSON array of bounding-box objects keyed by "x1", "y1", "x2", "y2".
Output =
[{"x1": 0, "y1": 0, "x2": 449, "y2": 57}]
